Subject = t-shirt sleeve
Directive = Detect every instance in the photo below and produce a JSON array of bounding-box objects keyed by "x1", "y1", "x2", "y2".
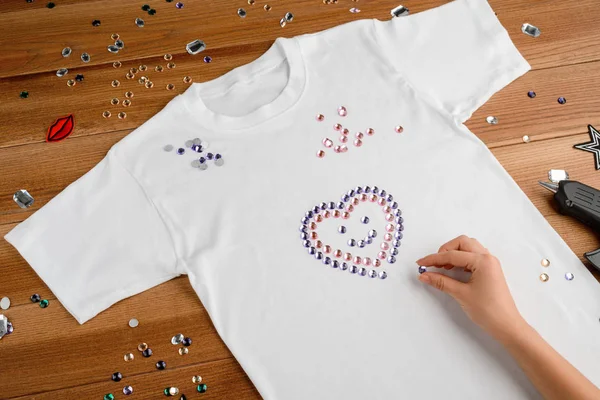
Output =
[
  {"x1": 4, "y1": 149, "x2": 179, "y2": 324},
  {"x1": 373, "y1": 0, "x2": 530, "y2": 123}
]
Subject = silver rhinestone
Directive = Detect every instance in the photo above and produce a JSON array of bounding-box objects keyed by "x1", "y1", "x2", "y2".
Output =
[
  {"x1": 108, "y1": 45, "x2": 120, "y2": 54},
  {"x1": 163, "y1": 144, "x2": 174, "y2": 152},
  {"x1": 171, "y1": 333, "x2": 184, "y2": 345},
  {"x1": 379, "y1": 271, "x2": 388, "y2": 279},
  {"x1": 390, "y1": 248, "x2": 399, "y2": 256},
  {"x1": 284, "y1": 12, "x2": 293, "y2": 22},
  {"x1": 368, "y1": 229, "x2": 377, "y2": 238},
  {"x1": 81, "y1": 53, "x2": 91, "y2": 63},
  {"x1": 169, "y1": 387, "x2": 179, "y2": 395},
  {"x1": 13, "y1": 189, "x2": 34, "y2": 208},
  {"x1": 0, "y1": 297, "x2": 10, "y2": 310},
  {"x1": 347, "y1": 239, "x2": 356, "y2": 247},
  {"x1": 357, "y1": 240, "x2": 366, "y2": 248},
  {"x1": 56, "y1": 68, "x2": 68, "y2": 77},
  {"x1": 191, "y1": 160, "x2": 201, "y2": 168},
  {"x1": 390, "y1": 5, "x2": 409, "y2": 17},
  {"x1": 565, "y1": 272, "x2": 574, "y2": 281},
  {"x1": 340, "y1": 262, "x2": 348, "y2": 271},
  {"x1": 128, "y1": 318, "x2": 139, "y2": 328},
  {"x1": 214, "y1": 158, "x2": 224, "y2": 167},
  {"x1": 186, "y1": 39, "x2": 206, "y2": 55},
  {"x1": 238, "y1": 8, "x2": 247, "y2": 17},
  {"x1": 185, "y1": 140, "x2": 193, "y2": 148},
  {"x1": 61, "y1": 47, "x2": 72, "y2": 57},
  {"x1": 486, "y1": 116, "x2": 498, "y2": 125},
  {"x1": 368, "y1": 270, "x2": 377, "y2": 278},
  {"x1": 115, "y1": 39, "x2": 124, "y2": 49},
  {"x1": 135, "y1": 17, "x2": 145, "y2": 27},
  {"x1": 365, "y1": 237, "x2": 373, "y2": 244},
  {"x1": 522, "y1": 135, "x2": 531, "y2": 143},
  {"x1": 279, "y1": 18, "x2": 287, "y2": 28},
  {"x1": 199, "y1": 163, "x2": 209, "y2": 170},
  {"x1": 548, "y1": 169, "x2": 569, "y2": 183},
  {"x1": 338, "y1": 226, "x2": 346, "y2": 234},
  {"x1": 349, "y1": 265, "x2": 358, "y2": 274},
  {"x1": 521, "y1": 23, "x2": 541, "y2": 38}
]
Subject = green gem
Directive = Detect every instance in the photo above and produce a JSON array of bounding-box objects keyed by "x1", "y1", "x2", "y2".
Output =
[
  {"x1": 164, "y1": 388, "x2": 170, "y2": 396},
  {"x1": 142, "y1": 4, "x2": 150, "y2": 10},
  {"x1": 103, "y1": 394, "x2": 114, "y2": 400},
  {"x1": 20, "y1": 91, "x2": 29, "y2": 98},
  {"x1": 196, "y1": 384, "x2": 207, "y2": 393},
  {"x1": 39, "y1": 299, "x2": 49, "y2": 308},
  {"x1": 148, "y1": 8, "x2": 157, "y2": 15}
]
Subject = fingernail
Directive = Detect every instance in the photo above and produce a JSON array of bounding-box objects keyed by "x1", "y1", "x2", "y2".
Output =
[{"x1": 419, "y1": 274, "x2": 430, "y2": 284}]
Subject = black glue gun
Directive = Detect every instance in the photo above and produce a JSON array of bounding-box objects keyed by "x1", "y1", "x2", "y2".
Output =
[{"x1": 539, "y1": 180, "x2": 600, "y2": 272}]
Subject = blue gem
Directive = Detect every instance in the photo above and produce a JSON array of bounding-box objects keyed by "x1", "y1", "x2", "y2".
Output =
[
  {"x1": 332, "y1": 260, "x2": 339, "y2": 269},
  {"x1": 394, "y1": 231, "x2": 403, "y2": 240},
  {"x1": 315, "y1": 252, "x2": 323, "y2": 260},
  {"x1": 312, "y1": 206, "x2": 320, "y2": 213},
  {"x1": 392, "y1": 240, "x2": 401, "y2": 248},
  {"x1": 394, "y1": 209, "x2": 402, "y2": 216},
  {"x1": 301, "y1": 216, "x2": 309, "y2": 224},
  {"x1": 337, "y1": 201, "x2": 344, "y2": 209},
  {"x1": 357, "y1": 240, "x2": 365, "y2": 248},
  {"x1": 365, "y1": 237, "x2": 373, "y2": 244},
  {"x1": 364, "y1": 186, "x2": 371, "y2": 193},
  {"x1": 204, "y1": 56, "x2": 212, "y2": 63},
  {"x1": 348, "y1": 189, "x2": 356, "y2": 197},
  {"x1": 340, "y1": 262, "x2": 348, "y2": 271},
  {"x1": 390, "y1": 248, "x2": 399, "y2": 256},
  {"x1": 368, "y1": 229, "x2": 377, "y2": 238},
  {"x1": 207, "y1": 153, "x2": 214, "y2": 160},
  {"x1": 528, "y1": 91, "x2": 536, "y2": 98},
  {"x1": 323, "y1": 257, "x2": 331, "y2": 265},
  {"x1": 418, "y1": 266, "x2": 427, "y2": 274},
  {"x1": 320, "y1": 202, "x2": 327, "y2": 210},
  {"x1": 358, "y1": 267, "x2": 367, "y2": 276},
  {"x1": 387, "y1": 256, "x2": 396, "y2": 264},
  {"x1": 308, "y1": 247, "x2": 316, "y2": 255},
  {"x1": 355, "y1": 186, "x2": 363, "y2": 194},
  {"x1": 380, "y1": 189, "x2": 387, "y2": 197},
  {"x1": 372, "y1": 186, "x2": 379, "y2": 194},
  {"x1": 328, "y1": 201, "x2": 336, "y2": 209},
  {"x1": 299, "y1": 225, "x2": 307, "y2": 232},
  {"x1": 215, "y1": 154, "x2": 222, "y2": 159},
  {"x1": 177, "y1": 148, "x2": 185, "y2": 155},
  {"x1": 557, "y1": 97, "x2": 566, "y2": 104},
  {"x1": 397, "y1": 216, "x2": 404, "y2": 224},
  {"x1": 347, "y1": 239, "x2": 356, "y2": 247},
  {"x1": 349, "y1": 265, "x2": 358, "y2": 274},
  {"x1": 302, "y1": 240, "x2": 311, "y2": 248},
  {"x1": 199, "y1": 157, "x2": 206, "y2": 163},
  {"x1": 300, "y1": 232, "x2": 308, "y2": 240},
  {"x1": 386, "y1": 194, "x2": 393, "y2": 202},
  {"x1": 361, "y1": 216, "x2": 369, "y2": 224},
  {"x1": 123, "y1": 385, "x2": 133, "y2": 395},
  {"x1": 379, "y1": 271, "x2": 388, "y2": 279},
  {"x1": 342, "y1": 194, "x2": 350, "y2": 202},
  {"x1": 397, "y1": 224, "x2": 404, "y2": 231},
  {"x1": 306, "y1": 210, "x2": 314, "y2": 218},
  {"x1": 338, "y1": 226, "x2": 346, "y2": 234},
  {"x1": 191, "y1": 144, "x2": 202, "y2": 152},
  {"x1": 368, "y1": 270, "x2": 377, "y2": 278},
  {"x1": 391, "y1": 202, "x2": 398, "y2": 209}
]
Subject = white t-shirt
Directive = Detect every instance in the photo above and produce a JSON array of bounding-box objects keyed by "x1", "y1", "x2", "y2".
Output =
[{"x1": 6, "y1": 0, "x2": 600, "y2": 398}]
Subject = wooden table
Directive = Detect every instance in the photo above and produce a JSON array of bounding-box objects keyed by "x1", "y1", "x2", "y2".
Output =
[{"x1": 1, "y1": 0, "x2": 599, "y2": 398}]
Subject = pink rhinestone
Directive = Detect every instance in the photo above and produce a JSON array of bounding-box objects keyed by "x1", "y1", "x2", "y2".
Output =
[
  {"x1": 355, "y1": 132, "x2": 364, "y2": 139},
  {"x1": 381, "y1": 242, "x2": 390, "y2": 251},
  {"x1": 383, "y1": 206, "x2": 391, "y2": 213},
  {"x1": 384, "y1": 233, "x2": 392, "y2": 241},
  {"x1": 316, "y1": 114, "x2": 325, "y2": 121},
  {"x1": 342, "y1": 212, "x2": 350, "y2": 219},
  {"x1": 323, "y1": 138, "x2": 333, "y2": 148},
  {"x1": 340, "y1": 145, "x2": 348, "y2": 153},
  {"x1": 386, "y1": 224, "x2": 395, "y2": 232},
  {"x1": 373, "y1": 259, "x2": 382, "y2": 267},
  {"x1": 337, "y1": 106, "x2": 347, "y2": 117},
  {"x1": 363, "y1": 257, "x2": 372, "y2": 266},
  {"x1": 351, "y1": 198, "x2": 359, "y2": 206},
  {"x1": 334, "y1": 123, "x2": 342, "y2": 131},
  {"x1": 378, "y1": 198, "x2": 386, "y2": 206},
  {"x1": 316, "y1": 240, "x2": 323, "y2": 248},
  {"x1": 354, "y1": 139, "x2": 363, "y2": 147},
  {"x1": 360, "y1": 194, "x2": 368, "y2": 202},
  {"x1": 346, "y1": 204, "x2": 354, "y2": 212},
  {"x1": 366, "y1": 128, "x2": 375, "y2": 136},
  {"x1": 385, "y1": 214, "x2": 394, "y2": 222},
  {"x1": 315, "y1": 214, "x2": 323, "y2": 223},
  {"x1": 340, "y1": 135, "x2": 348, "y2": 143},
  {"x1": 333, "y1": 210, "x2": 341, "y2": 218},
  {"x1": 342, "y1": 128, "x2": 350, "y2": 135},
  {"x1": 377, "y1": 251, "x2": 386, "y2": 260},
  {"x1": 309, "y1": 222, "x2": 317, "y2": 230},
  {"x1": 334, "y1": 145, "x2": 342, "y2": 153},
  {"x1": 369, "y1": 194, "x2": 377, "y2": 202},
  {"x1": 334, "y1": 249, "x2": 342, "y2": 258},
  {"x1": 353, "y1": 256, "x2": 362, "y2": 265},
  {"x1": 344, "y1": 253, "x2": 352, "y2": 261},
  {"x1": 316, "y1": 150, "x2": 325, "y2": 158},
  {"x1": 395, "y1": 125, "x2": 404, "y2": 133},
  {"x1": 324, "y1": 245, "x2": 332, "y2": 254},
  {"x1": 311, "y1": 231, "x2": 318, "y2": 240},
  {"x1": 324, "y1": 211, "x2": 331, "y2": 218}
]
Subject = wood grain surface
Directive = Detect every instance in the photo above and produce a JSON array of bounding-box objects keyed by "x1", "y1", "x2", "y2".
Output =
[{"x1": 1, "y1": 0, "x2": 599, "y2": 398}]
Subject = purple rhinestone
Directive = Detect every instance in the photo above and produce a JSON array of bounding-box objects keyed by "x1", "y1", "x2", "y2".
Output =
[
  {"x1": 206, "y1": 152, "x2": 214, "y2": 160},
  {"x1": 302, "y1": 240, "x2": 310, "y2": 248},
  {"x1": 391, "y1": 202, "x2": 398, "y2": 209},
  {"x1": 320, "y1": 202, "x2": 327, "y2": 210},
  {"x1": 308, "y1": 247, "x2": 316, "y2": 255},
  {"x1": 342, "y1": 194, "x2": 350, "y2": 202},
  {"x1": 323, "y1": 256, "x2": 331, "y2": 265},
  {"x1": 394, "y1": 209, "x2": 402, "y2": 216},
  {"x1": 123, "y1": 385, "x2": 133, "y2": 395},
  {"x1": 191, "y1": 144, "x2": 202, "y2": 152},
  {"x1": 355, "y1": 186, "x2": 363, "y2": 194},
  {"x1": 392, "y1": 240, "x2": 401, "y2": 248},
  {"x1": 176, "y1": 2, "x2": 184, "y2": 8},
  {"x1": 348, "y1": 189, "x2": 355, "y2": 197},
  {"x1": 418, "y1": 266, "x2": 427, "y2": 274},
  {"x1": 214, "y1": 154, "x2": 222, "y2": 159},
  {"x1": 199, "y1": 157, "x2": 206, "y2": 164},
  {"x1": 300, "y1": 232, "x2": 308, "y2": 240},
  {"x1": 557, "y1": 97, "x2": 566, "y2": 104},
  {"x1": 182, "y1": 337, "x2": 192, "y2": 346},
  {"x1": 390, "y1": 248, "x2": 399, "y2": 256},
  {"x1": 305, "y1": 210, "x2": 313, "y2": 218},
  {"x1": 380, "y1": 189, "x2": 387, "y2": 197},
  {"x1": 299, "y1": 225, "x2": 307, "y2": 232},
  {"x1": 203, "y1": 56, "x2": 212, "y2": 63},
  {"x1": 372, "y1": 186, "x2": 379, "y2": 194},
  {"x1": 387, "y1": 256, "x2": 396, "y2": 264},
  {"x1": 142, "y1": 348, "x2": 153, "y2": 357},
  {"x1": 386, "y1": 194, "x2": 393, "y2": 202},
  {"x1": 332, "y1": 260, "x2": 339, "y2": 268},
  {"x1": 112, "y1": 372, "x2": 123, "y2": 382},
  {"x1": 394, "y1": 231, "x2": 403, "y2": 240},
  {"x1": 177, "y1": 148, "x2": 185, "y2": 155},
  {"x1": 364, "y1": 186, "x2": 371, "y2": 193},
  {"x1": 315, "y1": 252, "x2": 323, "y2": 260},
  {"x1": 395, "y1": 216, "x2": 403, "y2": 224},
  {"x1": 527, "y1": 91, "x2": 536, "y2": 98},
  {"x1": 349, "y1": 265, "x2": 358, "y2": 274},
  {"x1": 156, "y1": 360, "x2": 166, "y2": 370},
  {"x1": 6, "y1": 322, "x2": 13, "y2": 334},
  {"x1": 340, "y1": 262, "x2": 348, "y2": 271},
  {"x1": 328, "y1": 202, "x2": 336, "y2": 210},
  {"x1": 312, "y1": 206, "x2": 320, "y2": 214},
  {"x1": 397, "y1": 224, "x2": 404, "y2": 231},
  {"x1": 301, "y1": 216, "x2": 309, "y2": 224},
  {"x1": 337, "y1": 201, "x2": 344, "y2": 209}
]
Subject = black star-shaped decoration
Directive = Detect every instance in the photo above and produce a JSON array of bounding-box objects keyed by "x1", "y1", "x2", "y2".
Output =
[{"x1": 574, "y1": 125, "x2": 600, "y2": 170}]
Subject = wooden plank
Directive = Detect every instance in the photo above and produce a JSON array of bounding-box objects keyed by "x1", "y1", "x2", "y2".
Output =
[{"x1": 8, "y1": 358, "x2": 260, "y2": 400}]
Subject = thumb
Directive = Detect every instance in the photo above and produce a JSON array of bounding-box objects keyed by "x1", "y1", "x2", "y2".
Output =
[{"x1": 419, "y1": 272, "x2": 465, "y2": 299}]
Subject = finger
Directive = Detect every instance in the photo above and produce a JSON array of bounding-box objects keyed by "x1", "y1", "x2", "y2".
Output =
[
  {"x1": 437, "y1": 235, "x2": 489, "y2": 255},
  {"x1": 416, "y1": 250, "x2": 479, "y2": 272},
  {"x1": 419, "y1": 272, "x2": 466, "y2": 298}
]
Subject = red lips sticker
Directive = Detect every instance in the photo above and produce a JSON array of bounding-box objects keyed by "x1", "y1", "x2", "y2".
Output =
[{"x1": 46, "y1": 114, "x2": 74, "y2": 142}]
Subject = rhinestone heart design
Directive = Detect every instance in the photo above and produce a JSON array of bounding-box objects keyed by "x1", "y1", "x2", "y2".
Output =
[{"x1": 299, "y1": 185, "x2": 404, "y2": 280}]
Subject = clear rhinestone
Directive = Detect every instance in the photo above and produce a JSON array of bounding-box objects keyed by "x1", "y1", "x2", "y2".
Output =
[
  {"x1": 191, "y1": 160, "x2": 201, "y2": 168},
  {"x1": 486, "y1": 116, "x2": 498, "y2": 125},
  {"x1": 81, "y1": 53, "x2": 91, "y2": 63},
  {"x1": 284, "y1": 12, "x2": 293, "y2": 22},
  {"x1": 169, "y1": 387, "x2": 179, "y2": 395},
  {"x1": 548, "y1": 170, "x2": 569, "y2": 183},
  {"x1": 522, "y1": 135, "x2": 531, "y2": 143},
  {"x1": 115, "y1": 39, "x2": 124, "y2": 49},
  {"x1": 179, "y1": 347, "x2": 188, "y2": 355},
  {"x1": 108, "y1": 45, "x2": 119, "y2": 53},
  {"x1": 128, "y1": 318, "x2": 139, "y2": 328},
  {"x1": 565, "y1": 272, "x2": 574, "y2": 281},
  {"x1": 541, "y1": 258, "x2": 550, "y2": 267},
  {"x1": 349, "y1": 7, "x2": 360, "y2": 13},
  {"x1": 171, "y1": 333, "x2": 184, "y2": 345},
  {"x1": 279, "y1": 18, "x2": 286, "y2": 27},
  {"x1": 378, "y1": 271, "x2": 387, "y2": 279},
  {"x1": 391, "y1": 5, "x2": 409, "y2": 17},
  {"x1": 0, "y1": 297, "x2": 10, "y2": 310},
  {"x1": 164, "y1": 145, "x2": 174, "y2": 152},
  {"x1": 61, "y1": 47, "x2": 72, "y2": 57},
  {"x1": 238, "y1": 8, "x2": 247, "y2": 17},
  {"x1": 56, "y1": 68, "x2": 68, "y2": 77},
  {"x1": 13, "y1": 189, "x2": 34, "y2": 208},
  {"x1": 521, "y1": 23, "x2": 541, "y2": 38},
  {"x1": 199, "y1": 163, "x2": 209, "y2": 170},
  {"x1": 214, "y1": 158, "x2": 224, "y2": 167},
  {"x1": 539, "y1": 273, "x2": 549, "y2": 282},
  {"x1": 124, "y1": 353, "x2": 134, "y2": 361},
  {"x1": 192, "y1": 376, "x2": 202, "y2": 384},
  {"x1": 186, "y1": 39, "x2": 206, "y2": 55},
  {"x1": 135, "y1": 17, "x2": 145, "y2": 27}
]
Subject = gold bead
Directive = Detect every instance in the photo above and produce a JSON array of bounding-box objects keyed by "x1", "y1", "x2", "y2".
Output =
[
  {"x1": 541, "y1": 259, "x2": 550, "y2": 267},
  {"x1": 539, "y1": 273, "x2": 549, "y2": 282},
  {"x1": 183, "y1": 76, "x2": 192, "y2": 84},
  {"x1": 125, "y1": 91, "x2": 134, "y2": 98},
  {"x1": 164, "y1": 53, "x2": 173, "y2": 61},
  {"x1": 102, "y1": 111, "x2": 111, "y2": 118},
  {"x1": 111, "y1": 80, "x2": 120, "y2": 88},
  {"x1": 137, "y1": 343, "x2": 148, "y2": 352},
  {"x1": 113, "y1": 61, "x2": 122, "y2": 68},
  {"x1": 167, "y1": 62, "x2": 176, "y2": 69},
  {"x1": 124, "y1": 352, "x2": 134, "y2": 361},
  {"x1": 179, "y1": 347, "x2": 188, "y2": 355},
  {"x1": 111, "y1": 98, "x2": 119, "y2": 105},
  {"x1": 155, "y1": 65, "x2": 163, "y2": 72},
  {"x1": 118, "y1": 111, "x2": 127, "y2": 119},
  {"x1": 166, "y1": 83, "x2": 175, "y2": 90},
  {"x1": 192, "y1": 376, "x2": 202, "y2": 384},
  {"x1": 111, "y1": 33, "x2": 120, "y2": 40},
  {"x1": 123, "y1": 99, "x2": 131, "y2": 107},
  {"x1": 66, "y1": 79, "x2": 75, "y2": 87},
  {"x1": 145, "y1": 81, "x2": 154, "y2": 89},
  {"x1": 139, "y1": 65, "x2": 147, "y2": 71}
]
